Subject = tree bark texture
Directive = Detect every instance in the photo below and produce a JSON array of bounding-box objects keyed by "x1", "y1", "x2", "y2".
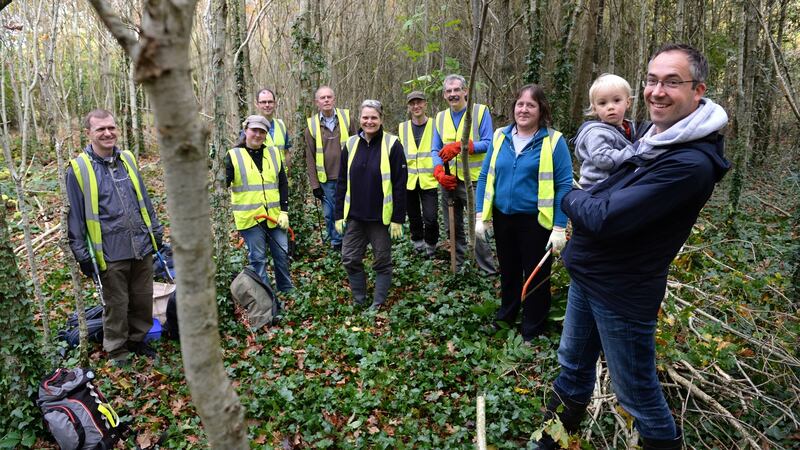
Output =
[{"x1": 86, "y1": 0, "x2": 247, "y2": 447}]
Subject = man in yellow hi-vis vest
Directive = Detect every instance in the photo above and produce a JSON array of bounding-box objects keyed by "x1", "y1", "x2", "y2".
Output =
[
  {"x1": 398, "y1": 91, "x2": 438, "y2": 258},
  {"x1": 304, "y1": 86, "x2": 358, "y2": 252},
  {"x1": 431, "y1": 74, "x2": 497, "y2": 274},
  {"x1": 255, "y1": 88, "x2": 293, "y2": 171},
  {"x1": 66, "y1": 109, "x2": 163, "y2": 366}
]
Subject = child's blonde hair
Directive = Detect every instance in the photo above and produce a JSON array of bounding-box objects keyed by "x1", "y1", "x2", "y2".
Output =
[{"x1": 585, "y1": 73, "x2": 632, "y2": 116}]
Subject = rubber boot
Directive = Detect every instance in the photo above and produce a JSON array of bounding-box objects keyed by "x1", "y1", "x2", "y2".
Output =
[
  {"x1": 641, "y1": 429, "x2": 683, "y2": 450},
  {"x1": 348, "y1": 271, "x2": 367, "y2": 306},
  {"x1": 532, "y1": 394, "x2": 589, "y2": 450},
  {"x1": 372, "y1": 272, "x2": 391, "y2": 308}
]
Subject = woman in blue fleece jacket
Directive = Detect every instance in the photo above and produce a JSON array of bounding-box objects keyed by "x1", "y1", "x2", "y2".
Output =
[{"x1": 475, "y1": 84, "x2": 573, "y2": 341}]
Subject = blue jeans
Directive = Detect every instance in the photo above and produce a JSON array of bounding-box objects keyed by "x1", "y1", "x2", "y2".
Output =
[
  {"x1": 240, "y1": 224, "x2": 293, "y2": 292},
  {"x1": 320, "y1": 180, "x2": 342, "y2": 246},
  {"x1": 553, "y1": 281, "x2": 677, "y2": 440}
]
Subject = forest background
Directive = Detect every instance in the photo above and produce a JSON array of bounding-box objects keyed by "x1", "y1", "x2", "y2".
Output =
[{"x1": 0, "y1": 0, "x2": 799, "y2": 448}]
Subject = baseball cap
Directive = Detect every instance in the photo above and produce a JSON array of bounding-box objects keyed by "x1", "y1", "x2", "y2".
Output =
[
  {"x1": 406, "y1": 91, "x2": 426, "y2": 103},
  {"x1": 244, "y1": 115, "x2": 270, "y2": 131}
]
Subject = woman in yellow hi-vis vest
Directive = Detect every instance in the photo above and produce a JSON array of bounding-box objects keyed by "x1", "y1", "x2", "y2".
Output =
[
  {"x1": 475, "y1": 85, "x2": 573, "y2": 342},
  {"x1": 225, "y1": 115, "x2": 293, "y2": 292},
  {"x1": 334, "y1": 100, "x2": 408, "y2": 310}
]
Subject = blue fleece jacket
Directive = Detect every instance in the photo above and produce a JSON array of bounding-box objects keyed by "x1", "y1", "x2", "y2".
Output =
[{"x1": 475, "y1": 125, "x2": 573, "y2": 228}]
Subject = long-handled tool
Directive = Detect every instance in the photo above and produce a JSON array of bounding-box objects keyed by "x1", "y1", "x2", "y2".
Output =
[
  {"x1": 313, "y1": 197, "x2": 325, "y2": 244},
  {"x1": 85, "y1": 236, "x2": 105, "y2": 306},
  {"x1": 444, "y1": 163, "x2": 457, "y2": 274},
  {"x1": 255, "y1": 213, "x2": 296, "y2": 258},
  {"x1": 234, "y1": 214, "x2": 296, "y2": 261},
  {"x1": 521, "y1": 244, "x2": 552, "y2": 303}
]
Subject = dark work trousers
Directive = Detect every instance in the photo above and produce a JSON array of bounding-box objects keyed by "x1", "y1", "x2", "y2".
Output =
[
  {"x1": 406, "y1": 186, "x2": 439, "y2": 247},
  {"x1": 440, "y1": 180, "x2": 497, "y2": 274},
  {"x1": 493, "y1": 209, "x2": 552, "y2": 340},
  {"x1": 100, "y1": 256, "x2": 154, "y2": 358},
  {"x1": 341, "y1": 219, "x2": 393, "y2": 306}
]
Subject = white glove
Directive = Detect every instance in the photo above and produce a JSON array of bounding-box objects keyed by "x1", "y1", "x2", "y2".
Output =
[
  {"x1": 547, "y1": 226, "x2": 567, "y2": 255},
  {"x1": 475, "y1": 214, "x2": 487, "y2": 241}
]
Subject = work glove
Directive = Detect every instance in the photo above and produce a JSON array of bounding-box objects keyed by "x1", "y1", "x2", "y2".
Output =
[
  {"x1": 474, "y1": 213, "x2": 487, "y2": 241},
  {"x1": 434, "y1": 165, "x2": 457, "y2": 191},
  {"x1": 547, "y1": 226, "x2": 567, "y2": 255},
  {"x1": 154, "y1": 234, "x2": 164, "y2": 251},
  {"x1": 78, "y1": 259, "x2": 95, "y2": 277},
  {"x1": 390, "y1": 222, "x2": 403, "y2": 240},
  {"x1": 335, "y1": 219, "x2": 345, "y2": 235},
  {"x1": 277, "y1": 211, "x2": 290, "y2": 229},
  {"x1": 313, "y1": 187, "x2": 325, "y2": 201},
  {"x1": 439, "y1": 141, "x2": 474, "y2": 163}
]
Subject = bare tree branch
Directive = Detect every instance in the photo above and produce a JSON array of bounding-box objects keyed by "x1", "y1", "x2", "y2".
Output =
[{"x1": 85, "y1": 0, "x2": 138, "y2": 55}]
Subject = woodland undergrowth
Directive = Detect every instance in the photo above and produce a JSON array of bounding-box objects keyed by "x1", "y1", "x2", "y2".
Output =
[{"x1": 1, "y1": 154, "x2": 798, "y2": 449}]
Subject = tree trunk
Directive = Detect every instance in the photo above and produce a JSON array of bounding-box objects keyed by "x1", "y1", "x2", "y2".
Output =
[
  {"x1": 210, "y1": 0, "x2": 231, "y2": 273},
  {"x1": 630, "y1": 0, "x2": 648, "y2": 121},
  {"x1": 230, "y1": 0, "x2": 253, "y2": 123},
  {"x1": 571, "y1": 0, "x2": 601, "y2": 126},
  {"x1": 86, "y1": 0, "x2": 247, "y2": 447}
]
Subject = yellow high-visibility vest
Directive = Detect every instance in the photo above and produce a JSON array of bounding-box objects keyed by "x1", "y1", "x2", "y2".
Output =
[
  {"x1": 69, "y1": 150, "x2": 157, "y2": 271},
  {"x1": 264, "y1": 118, "x2": 288, "y2": 163},
  {"x1": 434, "y1": 103, "x2": 488, "y2": 181},
  {"x1": 481, "y1": 128, "x2": 560, "y2": 229},
  {"x1": 307, "y1": 109, "x2": 350, "y2": 183},
  {"x1": 343, "y1": 133, "x2": 398, "y2": 225},
  {"x1": 398, "y1": 119, "x2": 437, "y2": 190},
  {"x1": 228, "y1": 146, "x2": 283, "y2": 230}
]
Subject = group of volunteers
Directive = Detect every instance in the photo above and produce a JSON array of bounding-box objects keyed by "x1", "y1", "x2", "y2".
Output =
[{"x1": 65, "y1": 43, "x2": 729, "y2": 449}]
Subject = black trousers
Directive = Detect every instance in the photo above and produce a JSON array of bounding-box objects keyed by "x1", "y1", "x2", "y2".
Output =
[
  {"x1": 406, "y1": 186, "x2": 439, "y2": 245},
  {"x1": 493, "y1": 208, "x2": 552, "y2": 340}
]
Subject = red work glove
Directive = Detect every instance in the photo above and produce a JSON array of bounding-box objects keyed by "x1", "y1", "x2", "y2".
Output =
[
  {"x1": 434, "y1": 165, "x2": 457, "y2": 191},
  {"x1": 439, "y1": 141, "x2": 475, "y2": 163},
  {"x1": 439, "y1": 142, "x2": 460, "y2": 163}
]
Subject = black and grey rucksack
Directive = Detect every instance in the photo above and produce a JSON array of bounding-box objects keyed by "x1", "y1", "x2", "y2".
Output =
[
  {"x1": 230, "y1": 266, "x2": 282, "y2": 330},
  {"x1": 37, "y1": 367, "x2": 130, "y2": 450}
]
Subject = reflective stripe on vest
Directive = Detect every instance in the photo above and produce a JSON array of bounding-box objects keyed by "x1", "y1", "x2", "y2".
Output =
[
  {"x1": 398, "y1": 120, "x2": 437, "y2": 190},
  {"x1": 264, "y1": 118, "x2": 288, "y2": 163},
  {"x1": 307, "y1": 108, "x2": 350, "y2": 183},
  {"x1": 69, "y1": 150, "x2": 156, "y2": 271},
  {"x1": 434, "y1": 103, "x2": 488, "y2": 181},
  {"x1": 481, "y1": 128, "x2": 560, "y2": 230},
  {"x1": 343, "y1": 133, "x2": 396, "y2": 225},
  {"x1": 228, "y1": 146, "x2": 282, "y2": 230}
]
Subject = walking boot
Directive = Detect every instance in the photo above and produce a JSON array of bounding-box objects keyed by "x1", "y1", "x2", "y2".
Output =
[
  {"x1": 532, "y1": 394, "x2": 589, "y2": 449},
  {"x1": 641, "y1": 428, "x2": 683, "y2": 450}
]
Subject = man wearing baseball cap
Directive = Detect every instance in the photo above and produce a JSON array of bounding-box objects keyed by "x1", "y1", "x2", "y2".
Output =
[
  {"x1": 397, "y1": 91, "x2": 439, "y2": 257},
  {"x1": 224, "y1": 115, "x2": 293, "y2": 293}
]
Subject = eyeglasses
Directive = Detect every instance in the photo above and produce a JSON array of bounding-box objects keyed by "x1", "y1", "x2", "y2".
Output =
[{"x1": 643, "y1": 78, "x2": 698, "y2": 89}]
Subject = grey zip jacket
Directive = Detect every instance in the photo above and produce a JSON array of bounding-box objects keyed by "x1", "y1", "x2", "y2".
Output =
[
  {"x1": 573, "y1": 120, "x2": 635, "y2": 188},
  {"x1": 66, "y1": 145, "x2": 163, "y2": 264}
]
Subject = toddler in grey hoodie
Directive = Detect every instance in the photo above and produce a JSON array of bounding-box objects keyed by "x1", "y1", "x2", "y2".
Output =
[{"x1": 573, "y1": 74, "x2": 636, "y2": 188}]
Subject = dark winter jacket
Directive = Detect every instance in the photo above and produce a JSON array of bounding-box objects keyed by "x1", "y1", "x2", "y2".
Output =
[
  {"x1": 334, "y1": 128, "x2": 408, "y2": 224},
  {"x1": 66, "y1": 145, "x2": 163, "y2": 264},
  {"x1": 561, "y1": 125, "x2": 730, "y2": 320}
]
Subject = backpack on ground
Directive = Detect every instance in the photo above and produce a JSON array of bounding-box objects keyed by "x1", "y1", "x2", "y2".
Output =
[
  {"x1": 37, "y1": 367, "x2": 131, "y2": 450},
  {"x1": 58, "y1": 305, "x2": 104, "y2": 348},
  {"x1": 230, "y1": 266, "x2": 282, "y2": 330}
]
